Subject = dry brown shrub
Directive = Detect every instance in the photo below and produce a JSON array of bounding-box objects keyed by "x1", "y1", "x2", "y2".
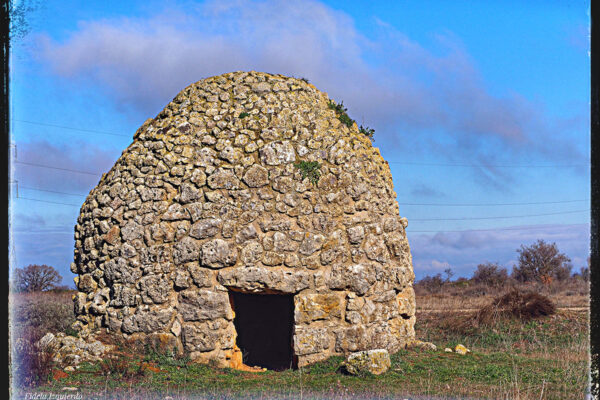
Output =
[
  {"x1": 10, "y1": 291, "x2": 78, "y2": 388},
  {"x1": 11, "y1": 291, "x2": 77, "y2": 337},
  {"x1": 11, "y1": 330, "x2": 56, "y2": 387},
  {"x1": 429, "y1": 289, "x2": 557, "y2": 335},
  {"x1": 474, "y1": 289, "x2": 556, "y2": 326}
]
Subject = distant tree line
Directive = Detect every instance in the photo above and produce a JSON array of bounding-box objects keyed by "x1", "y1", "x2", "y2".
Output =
[
  {"x1": 11, "y1": 240, "x2": 589, "y2": 294},
  {"x1": 416, "y1": 239, "x2": 589, "y2": 293}
]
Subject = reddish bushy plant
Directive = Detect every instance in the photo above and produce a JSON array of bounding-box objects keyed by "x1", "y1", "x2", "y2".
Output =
[{"x1": 511, "y1": 240, "x2": 571, "y2": 283}]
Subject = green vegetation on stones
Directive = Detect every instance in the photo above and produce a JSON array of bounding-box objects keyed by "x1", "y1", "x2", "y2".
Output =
[
  {"x1": 328, "y1": 99, "x2": 375, "y2": 141},
  {"x1": 239, "y1": 112, "x2": 250, "y2": 119},
  {"x1": 64, "y1": 326, "x2": 79, "y2": 338},
  {"x1": 327, "y1": 99, "x2": 354, "y2": 128},
  {"x1": 359, "y1": 125, "x2": 375, "y2": 142},
  {"x1": 294, "y1": 161, "x2": 321, "y2": 185}
]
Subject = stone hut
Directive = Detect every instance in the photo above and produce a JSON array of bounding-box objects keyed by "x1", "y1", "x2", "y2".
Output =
[{"x1": 71, "y1": 71, "x2": 416, "y2": 370}]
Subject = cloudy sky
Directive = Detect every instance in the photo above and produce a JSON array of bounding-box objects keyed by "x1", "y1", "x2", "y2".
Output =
[{"x1": 9, "y1": 0, "x2": 590, "y2": 285}]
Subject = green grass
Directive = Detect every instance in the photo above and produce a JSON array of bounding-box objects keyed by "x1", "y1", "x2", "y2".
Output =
[
  {"x1": 415, "y1": 310, "x2": 588, "y2": 355},
  {"x1": 25, "y1": 343, "x2": 587, "y2": 399},
  {"x1": 28, "y1": 312, "x2": 588, "y2": 399},
  {"x1": 13, "y1": 292, "x2": 589, "y2": 400},
  {"x1": 413, "y1": 310, "x2": 589, "y2": 399}
]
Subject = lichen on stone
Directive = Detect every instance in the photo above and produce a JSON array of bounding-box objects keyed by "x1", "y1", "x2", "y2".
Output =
[{"x1": 72, "y1": 71, "x2": 416, "y2": 369}]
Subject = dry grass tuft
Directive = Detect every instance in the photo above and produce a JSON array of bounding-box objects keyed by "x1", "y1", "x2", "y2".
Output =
[
  {"x1": 427, "y1": 289, "x2": 558, "y2": 335},
  {"x1": 474, "y1": 289, "x2": 556, "y2": 326}
]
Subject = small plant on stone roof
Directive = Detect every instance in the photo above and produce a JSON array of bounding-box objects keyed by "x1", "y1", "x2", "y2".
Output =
[
  {"x1": 359, "y1": 125, "x2": 375, "y2": 142},
  {"x1": 239, "y1": 112, "x2": 250, "y2": 119},
  {"x1": 327, "y1": 99, "x2": 355, "y2": 128},
  {"x1": 300, "y1": 77, "x2": 310, "y2": 83},
  {"x1": 294, "y1": 161, "x2": 321, "y2": 185}
]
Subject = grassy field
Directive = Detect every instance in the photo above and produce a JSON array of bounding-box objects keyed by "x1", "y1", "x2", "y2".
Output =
[{"x1": 10, "y1": 287, "x2": 590, "y2": 400}]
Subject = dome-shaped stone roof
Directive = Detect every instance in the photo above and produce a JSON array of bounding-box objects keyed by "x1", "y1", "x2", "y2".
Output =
[{"x1": 72, "y1": 71, "x2": 415, "y2": 369}]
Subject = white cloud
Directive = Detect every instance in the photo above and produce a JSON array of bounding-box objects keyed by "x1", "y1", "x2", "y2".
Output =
[{"x1": 33, "y1": 0, "x2": 586, "y2": 185}]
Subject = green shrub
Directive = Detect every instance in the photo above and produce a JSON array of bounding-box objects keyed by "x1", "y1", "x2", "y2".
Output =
[
  {"x1": 328, "y1": 100, "x2": 376, "y2": 141},
  {"x1": 327, "y1": 100, "x2": 353, "y2": 127},
  {"x1": 359, "y1": 125, "x2": 375, "y2": 141},
  {"x1": 294, "y1": 161, "x2": 321, "y2": 185},
  {"x1": 142, "y1": 340, "x2": 190, "y2": 368},
  {"x1": 327, "y1": 99, "x2": 346, "y2": 114},
  {"x1": 338, "y1": 113, "x2": 354, "y2": 128},
  {"x1": 327, "y1": 99, "x2": 355, "y2": 128},
  {"x1": 239, "y1": 112, "x2": 250, "y2": 119}
]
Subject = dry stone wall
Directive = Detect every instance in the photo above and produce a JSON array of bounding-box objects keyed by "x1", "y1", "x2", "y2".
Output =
[{"x1": 72, "y1": 71, "x2": 416, "y2": 368}]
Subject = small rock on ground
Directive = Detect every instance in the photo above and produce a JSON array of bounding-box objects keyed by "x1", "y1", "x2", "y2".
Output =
[
  {"x1": 454, "y1": 344, "x2": 470, "y2": 355},
  {"x1": 406, "y1": 339, "x2": 437, "y2": 351},
  {"x1": 341, "y1": 349, "x2": 391, "y2": 375}
]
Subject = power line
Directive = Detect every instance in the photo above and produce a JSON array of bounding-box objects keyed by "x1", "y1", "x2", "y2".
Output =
[
  {"x1": 9, "y1": 119, "x2": 590, "y2": 169},
  {"x1": 19, "y1": 185, "x2": 87, "y2": 197},
  {"x1": 12, "y1": 155, "x2": 588, "y2": 186},
  {"x1": 13, "y1": 194, "x2": 589, "y2": 220},
  {"x1": 21, "y1": 185, "x2": 590, "y2": 207},
  {"x1": 12, "y1": 230, "x2": 74, "y2": 234},
  {"x1": 11, "y1": 182, "x2": 592, "y2": 217},
  {"x1": 399, "y1": 199, "x2": 589, "y2": 206},
  {"x1": 13, "y1": 119, "x2": 130, "y2": 138},
  {"x1": 409, "y1": 209, "x2": 589, "y2": 222},
  {"x1": 14, "y1": 182, "x2": 590, "y2": 208},
  {"x1": 9, "y1": 180, "x2": 18, "y2": 197},
  {"x1": 406, "y1": 223, "x2": 589, "y2": 233},
  {"x1": 14, "y1": 160, "x2": 102, "y2": 176},
  {"x1": 15, "y1": 196, "x2": 82, "y2": 207},
  {"x1": 387, "y1": 161, "x2": 589, "y2": 168}
]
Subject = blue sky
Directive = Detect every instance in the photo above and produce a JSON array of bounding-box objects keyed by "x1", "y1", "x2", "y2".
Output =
[{"x1": 9, "y1": 0, "x2": 590, "y2": 285}]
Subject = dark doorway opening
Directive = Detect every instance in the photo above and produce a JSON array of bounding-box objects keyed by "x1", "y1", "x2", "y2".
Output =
[{"x1": 230, "y1": 291, "x2": 295, "y2": 371}]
